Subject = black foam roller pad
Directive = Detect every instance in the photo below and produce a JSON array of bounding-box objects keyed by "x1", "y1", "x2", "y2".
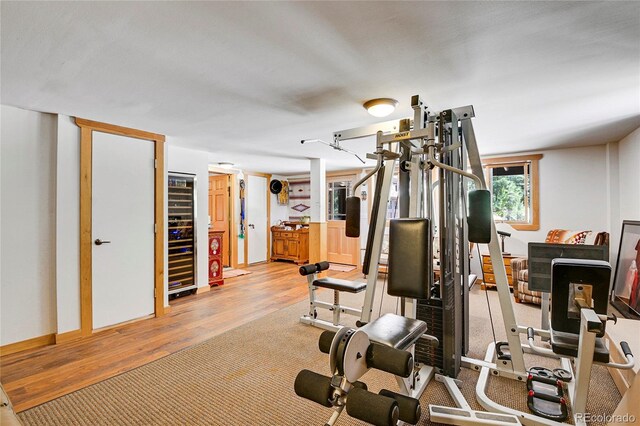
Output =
[
  {"x1": 379, "y1": 389, "x2": 421, "y2": 425},
  {"x1": 315, "y1": 261, "x2": 330, "y2": 272},
  {"x1": 299, "y1": 264, "x2": 317, "y2": 276},
  {"x1": 367, "y1": 343, "x2": 413, "y2": 378},
  {"x1": 621, "y1": 341, "x2": 633, "y2": 357},
  {"x1": 294, "y1": 369, "x2": 333, "y2": 407},
  {"x1": 346, "y1": 387, "x2": 399, "y2": 426},
  {"x1": 318, "y1": 330, "x2": 335, "y2": 354},
  {"x1": 352, "y1": 381, "x2": 368, "y2": 391},
  {"x1": 467, "y1": 189, "x2": 492, "y2": 243},
  {"x1": 345, "y1": 197, "x2": 361, "y2": 238}
]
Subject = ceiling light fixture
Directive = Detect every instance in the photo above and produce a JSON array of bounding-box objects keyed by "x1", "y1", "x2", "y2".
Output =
[
  {"x1": 363, "y1": 98, "x2": 398, "y2": 117},
  {"x1": 218, "y1": 162, "x2": 234, "y2": 169}
]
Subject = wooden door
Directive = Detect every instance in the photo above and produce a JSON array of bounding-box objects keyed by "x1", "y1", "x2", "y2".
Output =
[
  {"x1": 327, "y1": 220, "x2": 360, "y2": 265},
  {"x1": 273, "y1": 236, "x2": 286, "y2": 257},
  {"x1": 288, "y1": 238, "x2": 300, "y2": 258},
  {"x1": 209, "y1": 174, "x2": 230, "y2": 266},
  {"x1": 327, "y1": 176, "x2": 360, "y2": 266}
]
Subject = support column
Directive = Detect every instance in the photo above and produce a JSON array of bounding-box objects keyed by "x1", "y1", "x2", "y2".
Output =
[{"x1": 309, "y1": 158, "x2": 327, "y2": 264}]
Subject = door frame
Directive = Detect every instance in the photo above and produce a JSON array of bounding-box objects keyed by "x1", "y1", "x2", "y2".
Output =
[
  {"x1": 76, "y1": 118, "x2": 165, "y2": 337},
  {"x1": 243, "y1": 172, "x2": 271, "y2": 266}
]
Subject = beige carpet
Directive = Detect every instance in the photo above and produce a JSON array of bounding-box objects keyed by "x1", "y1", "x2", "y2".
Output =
[
  {"x1": 18, "y1": 282, "x2": 620, "y2": 425},
  {"x1": 223, "y1": 268, "x2": 252, "y2": 278}
]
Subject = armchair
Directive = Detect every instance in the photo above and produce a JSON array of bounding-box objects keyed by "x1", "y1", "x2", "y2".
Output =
[{"x1": 511, "y1": 229, "x2": 609, "y2": 304}]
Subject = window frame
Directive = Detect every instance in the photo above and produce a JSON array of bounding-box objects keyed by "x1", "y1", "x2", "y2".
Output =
[
  {"x1": 326, "y1": 173, "x2": 357, "y2": 221},
  {"x1": 481, "y1": 154, "x2": 542, "y2": 231}
]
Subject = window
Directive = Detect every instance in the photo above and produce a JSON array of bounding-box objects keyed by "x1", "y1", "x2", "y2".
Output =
[
  {"x1": 482, "y1": 154, "x2": 542, "y2": 231},
  {"x1": 327, "y1": 180, "x2": 351, "y2": 220},
  {"x1": 387, "y1": 170, "x2": 400, "y2": 219}
]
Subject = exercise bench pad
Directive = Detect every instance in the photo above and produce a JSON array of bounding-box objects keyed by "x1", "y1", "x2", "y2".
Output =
[
  {"x1": 313, "y1": 278, "x2": 367, "y2": 293},
  {"x1": 361, "y1": 313, "x2": 428, "y2": 351},
  {"x1": 550, "y1": 330, "x2": 610, "y2": 363}
]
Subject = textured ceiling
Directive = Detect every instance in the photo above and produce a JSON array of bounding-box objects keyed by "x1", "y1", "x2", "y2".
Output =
[{"x1": 2, "y1": 1, "x2": 639, "y2": 174}]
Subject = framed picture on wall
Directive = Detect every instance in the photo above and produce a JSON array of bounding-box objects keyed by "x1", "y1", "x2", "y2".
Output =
[{"x1": 610, "y1": 220, "x2": 640, "y2": 319}]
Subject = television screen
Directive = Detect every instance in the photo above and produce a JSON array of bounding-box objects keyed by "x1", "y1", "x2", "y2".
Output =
[{"x1": 610, "y1": 220, "x2": 640, "y2": 320}]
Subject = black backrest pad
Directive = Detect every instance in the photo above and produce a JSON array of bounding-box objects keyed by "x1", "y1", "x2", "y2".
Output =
[
  {"x1": 345, "y1": 196, "x2": 361, "y2": 238},
  {"x1": 467, "y1": 189, "x2": 492, "y2": 244},
  {"x1": 388, "y1": 218, "x2": 431, "y2": 299},
  {"x1": 550, "y1": 258, "x2": 610, "y2": 335}
]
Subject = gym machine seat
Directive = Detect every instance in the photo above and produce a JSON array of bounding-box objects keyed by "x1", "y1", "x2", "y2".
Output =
[
  {"x1": 312, "y1": 277, "x2": 367, "y2": 293},
  {"x1": 549, "y1": 331, "x2": 610, "y2": 363},
  {"x1": 360, "y1": 313, "x2": 428, "y2": 350}
]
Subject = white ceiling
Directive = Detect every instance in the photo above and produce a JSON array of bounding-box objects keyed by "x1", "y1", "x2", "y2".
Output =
[{"x1": 2, "y1": 1, "x2": 639, "y2": 174}]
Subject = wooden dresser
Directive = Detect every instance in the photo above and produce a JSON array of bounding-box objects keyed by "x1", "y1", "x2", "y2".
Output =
[
  {"x1": 481, "y1": 254, "x2": 520, "y2": 289},
  {"x1": 271, "y1": 226, "x2": 309, "y2": 265},
  {"x1": 208, "y1": 230, "x2": 224, "y2": 287}
]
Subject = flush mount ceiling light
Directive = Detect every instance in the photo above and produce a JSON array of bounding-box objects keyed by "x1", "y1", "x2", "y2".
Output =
[
  {"x1": 218, "y1": 162, "x2": 234, "y2": 169},
  {"x1": 363, "y1": 98, "x2": 398, "y2": 117}
]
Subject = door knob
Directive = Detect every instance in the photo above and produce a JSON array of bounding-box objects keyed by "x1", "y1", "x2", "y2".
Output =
[
  {"x1": 248, "y1": 224, "x2": 255, "y2": 229},
  {"x1": 94, "y1": 239, "x2": 111, "y2": 246}
]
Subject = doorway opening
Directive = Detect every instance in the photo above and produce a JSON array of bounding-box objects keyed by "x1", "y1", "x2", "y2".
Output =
[{"x1": 209, "y1": 172, "x2": 233, "y2": 268}]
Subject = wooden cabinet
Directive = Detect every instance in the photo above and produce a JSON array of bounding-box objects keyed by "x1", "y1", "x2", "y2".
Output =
[
  {"x1": 208, "y1": 230, "x2": 224, "y2": 287},
  {"x1": 481, "y1": 254, "x2": 519, "y2": 289},
  {"x1": 271, "y1": 226, "x2": 309, "y2": 264}
]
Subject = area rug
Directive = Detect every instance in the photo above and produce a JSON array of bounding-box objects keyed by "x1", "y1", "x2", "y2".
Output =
[
  {"x1": 329, "y1": 263, "x2": 357, "y2": 272},
  {"x1": 18, "y1": 286, "x2": 620, "y2": 425},
  {"x1": 223, "y1": 268, "x2": 252, "y2": 278}
]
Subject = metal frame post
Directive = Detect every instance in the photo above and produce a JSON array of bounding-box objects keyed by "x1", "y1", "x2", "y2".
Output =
[
  {"x1": 572, "y1": 309, "x2": 598, "y2": 416},
  {"x1": 460, "y1": 115, "x2": 527, "y2": 374},
  {"x1": 360, "y1": 139, "x2": 398, "y2": 324}
]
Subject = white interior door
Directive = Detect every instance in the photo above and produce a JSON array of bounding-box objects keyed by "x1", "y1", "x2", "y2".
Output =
[
  {"x1": 247, "y1": 175, "x2": 267, "y2": 264},
  {"x1": 92, "y1": 132, "x2": 155, "y2": 330}
]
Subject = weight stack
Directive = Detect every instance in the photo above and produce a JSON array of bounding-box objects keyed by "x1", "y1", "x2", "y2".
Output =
[{"x1": 415, "y1": 298, "x2": 443, "y2": 370}]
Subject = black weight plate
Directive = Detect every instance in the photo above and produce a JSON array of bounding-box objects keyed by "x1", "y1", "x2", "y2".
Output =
[
  {"x1": 529, "y1": 367, "x2": 554, "y2": 379},
  {"x1": 553, "y1": 368, "x2": 572, "y2": 382}
]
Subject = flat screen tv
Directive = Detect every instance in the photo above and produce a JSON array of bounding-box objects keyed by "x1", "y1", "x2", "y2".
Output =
[{"x1": 610, "y1": 220, "x2": 640, "y2": 320}]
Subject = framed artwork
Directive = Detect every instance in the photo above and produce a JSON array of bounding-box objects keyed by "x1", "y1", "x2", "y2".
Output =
[
  {"x1": 610, "y1": 220, "x2": 640, "y2": 319},
  {"x1": 288, "y1": 179, "x2": 311, "y2": 220}
]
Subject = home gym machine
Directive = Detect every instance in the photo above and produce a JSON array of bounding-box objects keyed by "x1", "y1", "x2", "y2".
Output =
[{"x1": 294, "y1": 95, "x2": 635, "y2": 426}]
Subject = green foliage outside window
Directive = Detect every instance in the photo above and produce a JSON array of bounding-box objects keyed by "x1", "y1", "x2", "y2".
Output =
[{"x1": 492, "y1": 174, "x2": 526, "y2": 222}]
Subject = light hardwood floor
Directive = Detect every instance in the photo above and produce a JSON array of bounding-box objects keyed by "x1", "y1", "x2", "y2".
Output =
[{"x1": 0, "y1": 261, "x2": 361, "y2": 413}]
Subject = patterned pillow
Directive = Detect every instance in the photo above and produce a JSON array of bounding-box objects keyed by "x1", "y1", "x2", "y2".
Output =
[{"x1": 545, "y1": 229, "x2": 592, "y2": 245}]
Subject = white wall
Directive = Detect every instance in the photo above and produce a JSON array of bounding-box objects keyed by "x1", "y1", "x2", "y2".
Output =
[
  {"x1": 606, "y1": 127, "x2": 640, "y2": 274},
  {"x1": 617, "y1": 127, "x2": 640, "y2": 223},
  {"x1": 1, "y1": 105, "x2": 58, "y2": 345},
  {"x1": 471, "y1": 145, "x2": 610, "y2": 277},
  {"x1": 167, "y1": 143, "x2": 209, "y2": 292},
  {"x1": 270, "y1": 175, "x2": 289, "y2": 226},
  {"x1": 55, "y1": 116, "x2": 81, "y2": 333}
]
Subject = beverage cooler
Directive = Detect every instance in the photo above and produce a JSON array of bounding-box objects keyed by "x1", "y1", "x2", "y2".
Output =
[{"x1": 168, "y1": 172, "x2": 197, "y2": 297}]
